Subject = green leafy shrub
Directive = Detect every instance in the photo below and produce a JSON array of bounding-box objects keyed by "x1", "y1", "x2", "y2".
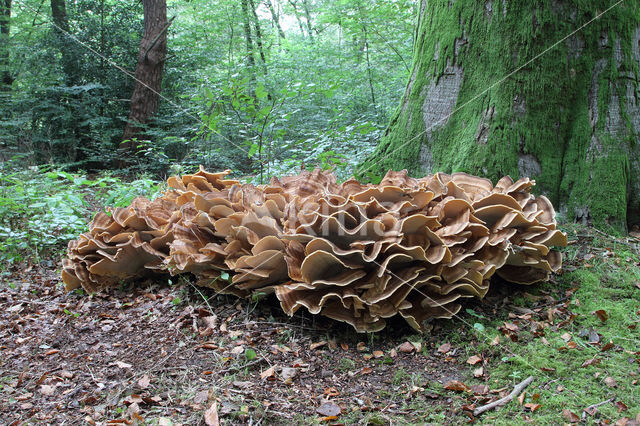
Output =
[{"x1": 0, "y1": 160, "x2": 162, "y2": 268}]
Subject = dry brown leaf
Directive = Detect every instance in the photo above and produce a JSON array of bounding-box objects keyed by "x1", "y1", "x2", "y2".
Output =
[
  {"x1": 594, "y1": 309, "x2": 608, "y2": 322},
  {"x1": 115, "y1": 361, "x2": 132, "y2": 369},
  {"x1": 517, "y1": 391, "x2": 526, "y2": 405},
  {"x1": 524, "y1": 403, "x2": 541, "y2": 412},
  {"x1": 604, "y1": 377, "x2": 618, "y2": 387},
  {"x1": 316, "y1": 402, "x2": 341, "y2": 417},
  {"x1": 39, "y1": 385, "x2": 55, "y2": 396},
  {"x1": 310, "y1": 341, "x2": 327, "y2": 350},
  {"x1": 443, "y1": 380, "x2": 469, "y2": 392},
  {"x1": 466, "y1": 355, "x2": 482, "y2": 365},
  {"x1": 138, "y1": 375, "x2": 151, "y2": 389},
  {"x1": 490, "y1": 335, "x2": 500, "y2": 346},
  {"x1": 260, "y1": 366, "x2": 275, "y2": 380},
  {"x1": 373, "y1": 350, "x2": 384, "y2": 358},
  {"x1": 473, "y1": 367, "x2": 484, "y2": 378},
  {"x1": 437, "y1": 343, "x2": 451, "y2": 353},
  {"x1": 204, "y1": 401, "x2": 219, "y2": 426},
  {"x1": 581, "y1": 357, "x2": 601, "y2": 368},
  {"x1": 562, "y1": 409, "x2": 580, "y2": 423},
  {"x1": 398, "y1": 342, "x2": 415, "y2": 353}
]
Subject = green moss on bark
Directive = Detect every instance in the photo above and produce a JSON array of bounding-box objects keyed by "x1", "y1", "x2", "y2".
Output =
[{"x1": 357, "y1": 0, "x2": 640, "y2": 231}]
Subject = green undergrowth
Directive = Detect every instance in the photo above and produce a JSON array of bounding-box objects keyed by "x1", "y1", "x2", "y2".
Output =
[
  {"x1": 429, "y1": 223, "x2": 640, "y2": 424},
  {"x1": 0, "y1": 163, "x2": 163, "y2": 269}
]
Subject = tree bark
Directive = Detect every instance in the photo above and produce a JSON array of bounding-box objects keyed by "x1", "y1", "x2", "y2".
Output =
[
  {"x1": 0, "y1": 0, "x2": 12, "y2": 92},
  {"x1": 240, "y1": 0, "x2": 256, "y2": 71},
  {"x1": 50, "y1": 0, "x2": 78, "y2": 86},
  {"x1": 121, "y1": 0, "x2": 168, "y2": 151},
  {"x1": 266, "y1": 0, "x2": 286, "y2": 40},
  {"x1": 248, "y1": 0, "x2": 267, "y2": 75},
  {"x1": 301, "y1": 0, "x2": 314, "y2": 43},
  {"x1": 358, "y1": 0, "x2": 640, "y2": 231}
]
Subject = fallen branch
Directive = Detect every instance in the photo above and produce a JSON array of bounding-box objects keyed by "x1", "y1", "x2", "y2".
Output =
[
  {"x1": 581, "y1": 397, "x2": 615, "y2": 420},
  {"x1": 473, "y1": 376, "x2": 534, "y2": 416}
]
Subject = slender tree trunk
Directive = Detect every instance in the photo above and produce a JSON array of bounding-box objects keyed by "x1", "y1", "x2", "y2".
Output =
[
  {"x1": 288, "y1": 0, "x2": 306, "y2": 39},
  {"x1": 121, "y1": 0, "x2": 169, "y2": 151},
  {"x1": 0, "y1": 0, "x2": 12, "y2": 92},
  {"x1": 50, "y1": 0, "x2": 77, "y2": 86},
  {"x1": 240, "y1": 0, "x2": 256, "y2": 71},
  {"x1": 266, "y1": 0, "x2": 285, "y2": 40},
  {"x1": 358, "y1": 0, "x2": 640, "y2": 231},
  {"x1": 248, "y1": 0, "x2": 267, "y2": 75},
  {"x1": 301, "y1": 0, "x2": 313, "y2": 43}
]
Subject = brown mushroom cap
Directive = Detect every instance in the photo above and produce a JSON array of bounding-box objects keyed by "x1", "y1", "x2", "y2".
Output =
[{"x1": 62, "y1": 167, "x2": 567, "y2": 332}]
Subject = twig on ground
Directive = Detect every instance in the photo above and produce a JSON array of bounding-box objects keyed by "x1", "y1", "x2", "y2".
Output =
[
  {"x1": 473, "y1": 376, "x2": 534, "y2": 417},
  {"x1": 217, "y1": 356, "x2": 268, "y2": 375},
  {"x1": 581, "y1": 397, "x2": 615, "y2": 420}
]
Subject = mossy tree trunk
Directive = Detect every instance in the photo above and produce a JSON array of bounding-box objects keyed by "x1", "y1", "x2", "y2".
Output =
[{"x1": 357, "y1": 0, "x2": 640, "y2": 231}]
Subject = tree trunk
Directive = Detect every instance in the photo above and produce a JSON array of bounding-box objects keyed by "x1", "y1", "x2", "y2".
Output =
[
  {"x1": 358, "y1": 0, "x2": 640, "y2": 231},
  {"x1": 240, "y1": 0, "x2": 256, "y2": 71},
  {"x1": 121, "y1": 0, "x2": 168, "y2": 150},
  {"x1": 50, "y1": 0, "x2": 78, "y2": 86},
  {"x1": 266, "y1": 0, "x2": 286, "y2": 41},
  {"x1": 301, "y1": 0, "x2": 314, "y2": 43},
  {"x1": 248, "y1": 0, "x2": 268, "y2": 75},
  {"x1": 0, "y1": 0, "x2": 12, "y2": 92}
]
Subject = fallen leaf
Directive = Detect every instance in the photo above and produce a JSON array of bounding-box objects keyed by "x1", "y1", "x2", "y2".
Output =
[
  {"x1": 115, "y1": 361, "x2": 132, "y2": 369},
  {"x1": 59, "y1": 370, "x2": 74, "y2": 379},
  {"x1": 561, "y1": 333, "x2": 572, "y2": 342},
  {"x1": 193, "y1": 390, "x2": 209, "y2": 404},
  {"x1": 470, "y1": 384, "x2": 488, "y2": 395},
  {"x1": 230, "y1": 346, "x2": 244, "y2": 355},
  {"x1": 310, "y1": 341, "x2": 327, "y2": 351},
  {"x1": 260, "y1": 366, "x2": 275, "y2": 380},
  {"x1": 398, "y1": 342, "x2": 415, "y2": 353},
  {"x1": 562, "y1": 409, "x2": 580, "y2": 423},
  {"x1": 601, "y1": 341, "x2": 615, "y2": 351},
  {"x1": 389, "y1": 348, "x2": 397, "y2": 358},
  {"x1": 356, "y1": 342, "x2": 366, "y2": 352},
  {"x1": 466, "y1": 355, "x2": 482, "y2": 365},
  {"x1": 372, "y1": 350, "x2": 384, "y2": 358},
  {"x1": 594, "y1": 310, "x2": 608, "y2": 322},
  {"x1": 360, "y1": 367, "x2": 372, "y2": 375},
  {"x1": 202, "y1": 315, "x2": 217, "y2": 329},
  {"x1": 437, "y1": 343, "x2": 451, "y2": 353},
  {"x1": 45, "y1": 349, "x2": 59, "y2": 356},
  {"x1": 615, "y1": 401, "x2": 628, "y2": 412},
  {"x1": 138, "y1": 375, "x2": 151, "y2": 389},
  {"x1": 158, "y1": 418, "x2": 173, "y2": 426},
  {"x1": 473, "y1": 367, "x2": 483, "y2": 378},
  {"x1": 280, "y1": 367, "x2": 297, "y2": 382},
  {"x1": 524, "y1": 403, "x2": 541, "y2": 412},
  {"x1": 517, "y1": 391, "x2": 526, "y2": 405},
  {"x1": 316, "y1": 402, "x2": 341, "y2": 417},
  {"x1": 443, "y1": 380, "x2": 469, "y2": 392},
  {"x1": 581, "y1": 357, "x2": 601, "y2": 368},
  {"x1": 340, "y1": 343, "x2": 348, "y2": 351},
  {"x1": 324, "y1": 387, "x2": 339, "y2": 397},
  {"x1": 540, "y1": 367, "x2": 556, "y2": 373},
  {"x1": 39, "y1": 385, "x2": 55, "y2": 396},
  {"x1": 490, "y1": 335, "x2": 500, "y2": 346},
  {"x1": 204, "y1": 401, "x2": 219, "y2": 426},
  {"x1": 604, "y1": 377, "x2": 618, "y2": 387}
]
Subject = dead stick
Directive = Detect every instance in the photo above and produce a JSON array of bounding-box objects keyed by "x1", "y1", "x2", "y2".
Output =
[
  {"x1": 473, "y1": 376, "x2": 534, "y2": 416},
  {"x1": 581, "y1": 398, "x2": 615, "y2": 420}
]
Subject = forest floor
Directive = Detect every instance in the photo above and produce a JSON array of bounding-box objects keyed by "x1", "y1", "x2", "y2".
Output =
[{"x1": 1, "y1": 225, "x2": 639, "y2": 425}]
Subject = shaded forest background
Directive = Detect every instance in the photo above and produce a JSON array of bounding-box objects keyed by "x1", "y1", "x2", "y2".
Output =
[{"x1": 0, "y1": 0, "x2": 415, "y2": 180}]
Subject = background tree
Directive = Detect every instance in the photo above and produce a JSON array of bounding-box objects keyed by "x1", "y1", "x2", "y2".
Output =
[
  {"x1": 358, "y1": 0, "x2": 640, "y2": 231},
  {"x1": 121, "y1": 0, "x2": 169, "y2": 151},
  {"x1": 0, "y1": 0, "x2": 12, "y2": 92}
]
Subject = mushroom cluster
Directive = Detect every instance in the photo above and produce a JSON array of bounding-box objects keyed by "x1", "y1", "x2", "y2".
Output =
[{"x1": 62, "y1": 167, "x2": 566, "y2": 332}]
